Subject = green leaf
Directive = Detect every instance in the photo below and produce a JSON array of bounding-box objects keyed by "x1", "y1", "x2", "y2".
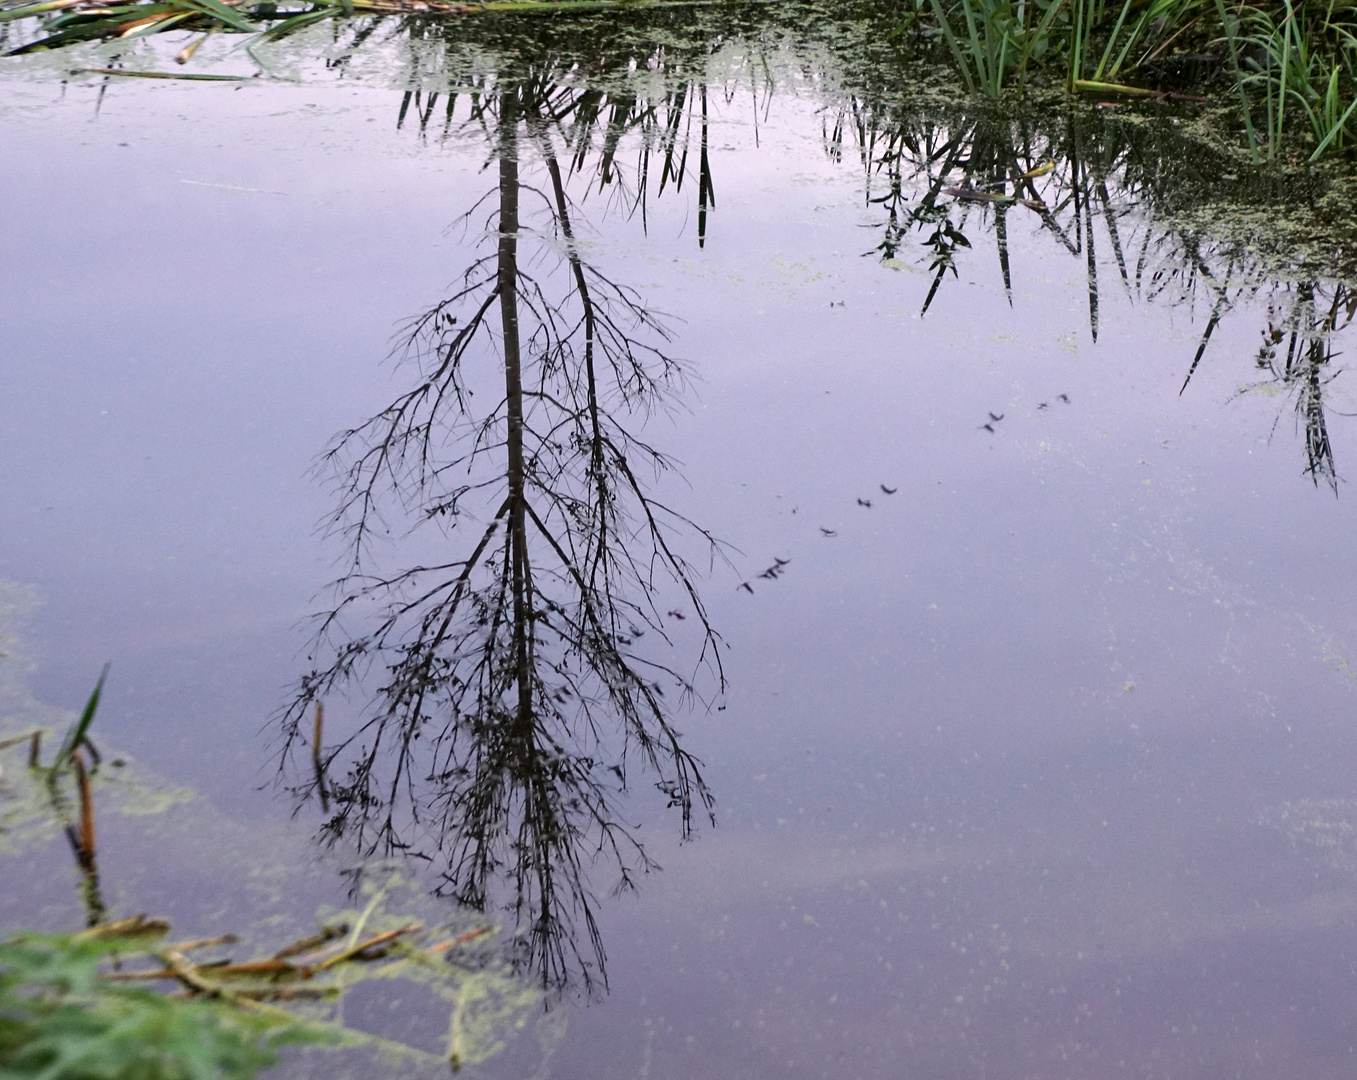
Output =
[
  {"x1": 5, "y1": 20, "x2": 122, "y2": 52},
  {"x1": 256, "y1": 6, "x2": 334, "y2": 41},
  {"x1": 173, "y1": 0, "x2": 257, "y2": 32},
  {"x1": 49, "y1": 664, "x2": 108, "y2": 780},
  {"x1": 0, "y1": 933, "x2": 317, "y2": 1080}
]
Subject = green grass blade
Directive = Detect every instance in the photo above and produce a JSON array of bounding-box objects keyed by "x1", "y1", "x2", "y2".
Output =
[
  {"x1": 175, "y1": 0, "x2": 256, "y2": 32},
  {"x1": 46, "y1": 4, "x2": 164, "y2": 27},
  {"x1": 0, "y1": 0, "x2": 82, "y2": 23},
  {"x1": 996, "y1": 17, "x2": 1010, "y2": 92},
  {"x1": 1276, "y1": 0, "x2": 1294, "y2": 151},
  {"x1": 1106, "y1": 10, "x2": 1150, "y2": 78},
  {"x1": 256, "y1": 5, "x2": 334, "y2": 40},
  {"x1": 4, "y1": 17, "x2": 123, "y2": 52},
  {"x1": 1309, "y1": 91, "x2": 1357, "y2": 159},
  {"x1": 123, "y1": 10, "x2": 192, "y2": 36},
  {"x1": 1069, "y1": 0, "x2": 1085, "y2": 89},
  {"x1": 929, "y1": 0, "x2": 979, "y2": 94},
  {"x1": 50, "y1": 663, "x2": 109, "y2": 778},
  {"x1": 958, "y1": 0, "x2": 989, "y2": 91},
  {"x1": 1215, "y1": 0, "x2": 1261, "y2": 164},
  {"x1": 1092, "y1": 0, "x2": 1134, "y2": 80},
  {"x1": 1016, "y1": 0, "x2": 1068, "y2": 84}
]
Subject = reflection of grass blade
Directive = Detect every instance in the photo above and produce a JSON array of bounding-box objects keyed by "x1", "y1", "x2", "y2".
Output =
[
  {"x1": 995, "y1": 204, "x2": 1013, "y2": 304},
  {"x1": 1179, "y1": 289, "x2": 1228, "y2": 394},
  {"x1": 80, "y1": 66, "x2": 247, "y2": 78},
  {"x1": 921, "y1": 264, "x2": 948, "y2": 315},
  {"x1": 1301, "y1": 352, "x2": 1337, "y2": 492},
  {"x1": 1096, "y1": 180, "x2": 1130, "y2": 293},
  {"x1": 1084, "y1": 186, "x2": 1099, "y2": 342},
  {"x1": 0, "y1": 730, "x2": 42, "y2": 752},
  {"x1": 697, "y1": 84, "x2": 713, "y2": 248},
  {"x1": 312, "y1": 701, "x2": 329, "y2": 814}
]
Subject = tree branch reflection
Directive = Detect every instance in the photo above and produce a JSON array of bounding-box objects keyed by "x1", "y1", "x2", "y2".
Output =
[{"x1": 281, "y1": 76, "x2": 726, "y2": 991}]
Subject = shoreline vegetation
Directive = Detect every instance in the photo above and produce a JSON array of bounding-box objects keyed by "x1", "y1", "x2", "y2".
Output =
[
  {"x1": 0, "y1": 0, "x2": 1353, "y2": 163},
  {"x1": 906, "y1": 0, "x2": 1357, "y2": 162},
  {"x1": 1, "y1": 673, "x2": 540, "y2": 1079}
]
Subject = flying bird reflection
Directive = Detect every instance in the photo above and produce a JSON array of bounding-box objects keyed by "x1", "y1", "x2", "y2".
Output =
[
  {"x1": 757, "y1": 558, "x2": 791, "y2": 581},
  {"x1": 740, "y1": 557, "x2": 791, "y2": 592}
]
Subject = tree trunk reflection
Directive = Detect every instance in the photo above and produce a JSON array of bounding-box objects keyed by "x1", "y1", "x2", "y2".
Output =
[{"x1": 281, "y1": 76, "x2": 725, "y2": 991}]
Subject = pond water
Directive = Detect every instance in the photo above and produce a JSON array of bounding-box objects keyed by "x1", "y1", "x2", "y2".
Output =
[{"x1": 4, "y1": 7, "x2": 1357, "y2": 1077}]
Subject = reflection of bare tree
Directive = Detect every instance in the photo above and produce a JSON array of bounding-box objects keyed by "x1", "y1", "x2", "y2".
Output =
[
  {"x1": 394, "y1": 69, "x2": 718, "y2": 243},
  {"x1": 281, "y1": 78, "x2": 724, "y2": 990}
]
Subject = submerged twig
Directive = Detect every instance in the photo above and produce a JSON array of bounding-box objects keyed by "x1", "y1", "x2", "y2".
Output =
[{"x1": 77, "y1": 67, "x2": 248, "y2": 79}]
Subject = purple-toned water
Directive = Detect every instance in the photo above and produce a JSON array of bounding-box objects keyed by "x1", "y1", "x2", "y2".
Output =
[{"x1": 4, "y1": 26, "x2": 1357, "y2": 1077}]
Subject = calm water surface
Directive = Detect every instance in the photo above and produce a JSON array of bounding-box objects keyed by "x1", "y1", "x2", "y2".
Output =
[{"x1": 4, "y1": 20, "x2": 1357, "y2": 1078}]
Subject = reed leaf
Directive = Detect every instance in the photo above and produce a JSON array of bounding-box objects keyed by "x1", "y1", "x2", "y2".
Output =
[{"x1": 49, "y1": 665, "x2": 108, "y2": 781}]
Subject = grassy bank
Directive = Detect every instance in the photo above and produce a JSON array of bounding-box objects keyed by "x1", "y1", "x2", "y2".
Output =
[
  {"x1": 0, "y1": 0, "x2": 1352, "y2": 161},
  {"x1": 900, "y1": 0, "x2": 1356, "y2": 161}
]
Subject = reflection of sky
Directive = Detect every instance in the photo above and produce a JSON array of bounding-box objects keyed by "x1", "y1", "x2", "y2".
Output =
[{"x1": 4, "y1": 76, "x2": 1357, "y2": 1079}]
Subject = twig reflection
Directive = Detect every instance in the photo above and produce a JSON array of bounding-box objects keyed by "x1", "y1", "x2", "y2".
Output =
[{"x1": 283, "y1": 77, "x2": 726, "y2": 991}]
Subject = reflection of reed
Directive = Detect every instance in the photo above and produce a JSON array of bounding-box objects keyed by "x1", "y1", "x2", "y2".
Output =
[
  {"x1": 285, "y1": 76, "x2": 725, "y2": 991},
  {"x1": 827, "y1": 99, "x2": 1353, "y2": 488},
  {"x1": 836, "y1": 106, "x2": 1161, "y2": 329},
  {"x1": 1239, "y1": 283, "x2": 1354, "y2": 492},
  {"x1": 66, "y1": 749, "x2": 105, "y2": 927}
]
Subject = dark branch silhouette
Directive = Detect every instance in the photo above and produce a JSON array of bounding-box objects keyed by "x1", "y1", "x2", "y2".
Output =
[{"x1": 279, "y1": 77, "x2": 727, "y2": 992}]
